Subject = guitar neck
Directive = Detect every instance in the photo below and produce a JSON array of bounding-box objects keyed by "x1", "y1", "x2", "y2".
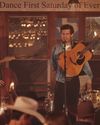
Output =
[{"x1": 81, "y1": 38, "x2": 100, "y2": 54}]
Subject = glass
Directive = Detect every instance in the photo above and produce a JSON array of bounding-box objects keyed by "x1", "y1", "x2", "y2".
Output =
[
  {"x1": 8, "y1": 15, "x2": 49, "y2": 98},
  {"x1": 8, "y1": 16, "x2": 48, "y2": 58}
]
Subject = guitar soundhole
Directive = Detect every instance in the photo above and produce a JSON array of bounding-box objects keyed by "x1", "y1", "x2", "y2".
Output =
[{"x1": 77, "y1": 52, "x2": 85, "y2": 65}]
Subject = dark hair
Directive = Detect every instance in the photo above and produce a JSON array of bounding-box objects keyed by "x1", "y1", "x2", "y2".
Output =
[
  {"x1": 11, "y1": 110, "x2": 23, "y2": 120},
  {"x1": 45, "y1": 112, "x2": 69, "y2": 125},
  {"x1": 60, "y1": 24, "x2": 74, "y2": 34}
]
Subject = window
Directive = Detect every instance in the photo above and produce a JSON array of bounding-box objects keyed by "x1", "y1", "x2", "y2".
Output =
[
  {"x1": 8, "y1": 16, "x2": 48, "y2": 58},
  {"x1": 85, "y1": 17, "x2": 100, "y2": 55},
  {"x1": 8, "y1": 15, "x2": 49, "y2": 97}
]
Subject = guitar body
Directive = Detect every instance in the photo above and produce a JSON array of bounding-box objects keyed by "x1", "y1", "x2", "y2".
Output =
[{"x1": 58, "y1": 42, "x2": 93, "y2": 77}]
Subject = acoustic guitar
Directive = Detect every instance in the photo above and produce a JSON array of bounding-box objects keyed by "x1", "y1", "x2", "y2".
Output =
[{"x1": 58, "y1": 39, "x2": 100, "y2": 77}]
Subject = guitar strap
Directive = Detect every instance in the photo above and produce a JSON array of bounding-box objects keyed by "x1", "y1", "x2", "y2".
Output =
[{"x1": 71, "y1": 40, "x2": 78, "y2": 48}]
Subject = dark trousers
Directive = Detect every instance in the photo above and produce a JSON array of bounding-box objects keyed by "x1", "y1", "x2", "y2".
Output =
[{"x1": 54, "y1": 76, "x2": 80, "y2": 124}]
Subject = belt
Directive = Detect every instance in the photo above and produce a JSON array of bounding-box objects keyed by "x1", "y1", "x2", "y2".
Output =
[{"x1": 66, "y1": 77, "x2": 72, "y2": 81}]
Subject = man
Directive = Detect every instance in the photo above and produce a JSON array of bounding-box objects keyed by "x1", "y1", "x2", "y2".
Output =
[
  {"x1": 51, "y1": 24, "x2": 93, "y2": 125},
  {"x1": 7, "y1": 96, "x2": 47, "y2": 125}
]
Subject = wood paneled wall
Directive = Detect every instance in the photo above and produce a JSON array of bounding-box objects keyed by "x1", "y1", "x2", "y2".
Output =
[
  {"x1": 0, "y1": 12, "x2": 100, "y2": 97},
  {"x1": 0, "y1": 13, "x2": 8, "y2": 57}
]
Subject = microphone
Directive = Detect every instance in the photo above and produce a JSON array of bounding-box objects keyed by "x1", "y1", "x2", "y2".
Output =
[
  {"x1": 62, "y1": 41, "x2": 66, "y2": 50},
  {"x1": 62, "y1": 42, "x2": 71, "y2": 51}
]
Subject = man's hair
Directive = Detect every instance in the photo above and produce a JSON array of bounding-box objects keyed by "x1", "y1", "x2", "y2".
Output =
[
  {"x1": 45, "y1": 112, "x2": 69, "y2": 125},
  {"x1": 60, "y1": 24, "x2": 74, "y2": 34}
]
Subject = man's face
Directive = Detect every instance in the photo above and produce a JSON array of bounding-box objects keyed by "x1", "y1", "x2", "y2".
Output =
[
  {"x1": 61, "y1": 29, "x2": 73, "y2": 43},
  {"x1": 8, "y1": 114, "x2": 32, "y2": 125}
]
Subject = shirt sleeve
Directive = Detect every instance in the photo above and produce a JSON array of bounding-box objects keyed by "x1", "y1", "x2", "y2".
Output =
[{"x1": 51, "y1": 46, "x2": 58, "y2": 71}]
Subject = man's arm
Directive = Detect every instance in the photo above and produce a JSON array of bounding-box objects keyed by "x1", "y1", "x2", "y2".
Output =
[{"x1": 83, "y1": 62, "x2": 93, "y2": 90}]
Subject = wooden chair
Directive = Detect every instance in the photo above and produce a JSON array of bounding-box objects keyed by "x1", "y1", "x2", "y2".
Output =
[
  {"x1": 76, "y1": 100, "x2": 94, "y2": 125},
  {"x1": 94, "y1": 108, "x2": 100, "y2": 125}
]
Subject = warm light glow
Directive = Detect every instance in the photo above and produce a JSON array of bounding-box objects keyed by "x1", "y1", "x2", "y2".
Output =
[
  {"x1": 9, "y1": 16, "x2": 48, "y2": 48},
  {"x1": 10, "y1": 81, "x2": 15, "y2": 90},
  {"x1": 0, "y1": 107, "x2": 5, "y2": 115},
  {"x1": 94, "y1": 31, "x2": 97, "y2": 37}
]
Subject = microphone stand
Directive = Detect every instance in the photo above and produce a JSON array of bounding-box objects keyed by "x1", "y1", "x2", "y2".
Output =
[
  {"x1": 63, "y1": 42, "x2": 75, "y2": 125},
  {"x1": 63, "y1": 42, "x2": 68, "y2": 115}
]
